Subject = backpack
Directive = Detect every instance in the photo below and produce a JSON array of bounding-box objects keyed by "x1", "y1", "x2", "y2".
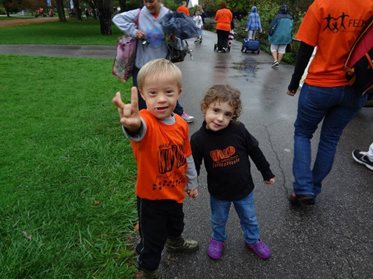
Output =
[
  {"x1": 166, "y1": 38, "x2": 192, "y2": 63},
  {"x1": 344, "y1": 16, "x2": 373, "y2": 96}
]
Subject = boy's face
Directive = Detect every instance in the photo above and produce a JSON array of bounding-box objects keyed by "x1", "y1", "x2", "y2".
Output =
[
  {"x1": 204, "y1": 101, "x2": 234, "y2": 131},
  {"x1": 140, "y1": 75, "x2": 181, "y2": 120}
]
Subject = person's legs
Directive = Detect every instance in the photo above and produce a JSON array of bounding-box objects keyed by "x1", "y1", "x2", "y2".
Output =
[
  {"x1": 312, "y1": 88, "x2": 368, "y2": 194},
  {"x1": 248, "y1": 30, "x2": 254, "y2": 40},
  {"x1": 234, "y1": 193, "x2": 271, "y2": 260},
  {"x1": 208, "y1": 196, "x2": 229, "y2": 260},
  {"x1": 233, "y1": 192, "x2": 259, "y2": 244},
  {"x1": 217, "y1": 29, "x2": 224, "y2": 51},
  {"x1": 210, "y1": 195, "x2": 230, "y2": 241},
  {"x1": 137, "y1": 198, "x2": 168, "y2": 272},
  {"x1": 270, "y1": 44, "x2": 279, "y2": 67},
  {"x1": 276, "y1": 44, "x2": 287, "y2": 63},
  {"x1": 292, "y1": 85, "x2": 341, "y2": 197},
  {"x1": 165, "y1": 200, "x2": 199, "y2": 253},
  {"x1": 221, "y1": 30, "x2": 229, "y2": 51}
]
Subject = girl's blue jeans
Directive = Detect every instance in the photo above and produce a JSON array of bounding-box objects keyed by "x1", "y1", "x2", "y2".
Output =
[
  {"x1": 210, "y1": 192, "x2": 259, "y2": 244},
  {"x1": 293, "y1": 84, "x2": 367, "y2": 197}
]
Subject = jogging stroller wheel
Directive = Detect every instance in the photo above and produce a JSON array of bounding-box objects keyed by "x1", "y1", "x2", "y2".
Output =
[{"x1": 214, "y1": 44, "x2": 217, "y2": 52}]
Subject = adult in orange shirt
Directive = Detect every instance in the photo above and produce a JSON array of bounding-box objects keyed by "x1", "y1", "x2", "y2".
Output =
[
  {"x1": 176, "y1": 1, "x2": 190, "y2": 16},
  {"x1": 287, "y1": 0, "x2": 371, "y2": 206},
  {"x1": 214, "y1": 2, "x2": 232, "y2": 52}
]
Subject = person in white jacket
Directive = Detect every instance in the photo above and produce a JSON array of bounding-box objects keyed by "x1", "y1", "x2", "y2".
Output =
[
  {"x1": 193, "y1": 10, "x2": 203, "y2": 43},
  {"x1": 112, "y1": 0, "x2": 194, "y2": 123}
]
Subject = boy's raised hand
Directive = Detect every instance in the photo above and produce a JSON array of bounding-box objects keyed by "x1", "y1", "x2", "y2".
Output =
[{"x1": 112, "y1": 87, "x2": 142, "y2": 132}]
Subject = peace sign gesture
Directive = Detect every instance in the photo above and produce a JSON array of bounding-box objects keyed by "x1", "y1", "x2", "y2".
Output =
[{"x1": 112, "y1": 87, "x2": 142, "y2": 133}]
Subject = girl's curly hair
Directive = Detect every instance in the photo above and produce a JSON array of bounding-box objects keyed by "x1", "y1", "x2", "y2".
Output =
[{"x1": 200, "y1": 84, "x2": 242, "y2": 120}]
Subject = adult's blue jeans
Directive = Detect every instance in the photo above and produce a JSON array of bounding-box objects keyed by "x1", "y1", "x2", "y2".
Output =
[
  {"x1": 293, "y1": 84, "x2": 367, "y2": 197},
  {"x1": 210, "y1": 192, "x2": 260, "y2": 244}
]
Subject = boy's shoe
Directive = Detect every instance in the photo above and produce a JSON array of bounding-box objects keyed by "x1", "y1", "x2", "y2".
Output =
[
  {"x1": 352, "y1": 149, "x2": 373, "y2": 171},
  {"x1": 288, "y1": 192, "x2": 315, "y2": 206},
  {"x1": 207, "y1": 239, "x2": 224, "y2": 260},
  {"x1": 166, "y1": 236, "x2": 199, "y2": 253},
  {"x1": 181, "y1": 111, "x2": 194, "y2": 123},
  {"x1": 246, "y1": 240, "x2": 271, "y2": 260},
  {"x1": 141, "y1": 268, "x2": 162, "y2": 279}
]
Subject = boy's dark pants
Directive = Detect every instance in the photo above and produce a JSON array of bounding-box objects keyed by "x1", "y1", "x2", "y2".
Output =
[{"x1": 136, "y1": 197, "x2": 184, "y2": 271}]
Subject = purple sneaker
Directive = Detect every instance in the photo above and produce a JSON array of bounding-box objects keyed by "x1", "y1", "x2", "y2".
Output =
[
  {"x1": 246, "y1": 240, "x2": 271, "y2": 260},
  {"x1": 207, "y1": 239, "x2": 224, "y2": 260}
]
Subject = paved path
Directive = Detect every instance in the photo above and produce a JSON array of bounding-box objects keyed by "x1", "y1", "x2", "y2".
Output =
[{"x1": 1, "y1": 30, "x2": 372, "y2": 279}]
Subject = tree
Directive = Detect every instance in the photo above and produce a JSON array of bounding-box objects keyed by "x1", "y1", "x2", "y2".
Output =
[
  {"x1": 73, "y1": 0, "x2": 82, "y2": 20},
  {"x1": 94, "y1": 0, "x2": 113, "y2": 35},
  {"x1": 55, "y1": 0, "x2": 67, "y2": 22}
]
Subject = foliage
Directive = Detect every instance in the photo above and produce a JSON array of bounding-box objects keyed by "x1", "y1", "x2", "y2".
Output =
[
  {"x1": 0, "y1": 54, "x2": 137, "y2": 278},
  {"x1": 0, "y1": 19, "x2": 122, "y2": 44}
]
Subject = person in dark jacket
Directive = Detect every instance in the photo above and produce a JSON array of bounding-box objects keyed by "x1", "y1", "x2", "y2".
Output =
[{"x1": 191, "y1": 84, "x2": 275, "y2": 261}]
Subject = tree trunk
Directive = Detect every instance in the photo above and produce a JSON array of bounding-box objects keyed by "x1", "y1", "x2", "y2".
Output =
[
  {"x1": 73, "y1": 0, "x2": 82, "y2": 20},
  {"x1": 96, "y1": 0, "x2": 113, "y2": 35},
  {"x1": 56, "y1": 0, "x2": 67, "y2": 22}
]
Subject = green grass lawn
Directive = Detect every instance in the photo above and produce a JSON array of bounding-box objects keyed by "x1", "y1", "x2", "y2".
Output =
[
  {"x1": 0, "y1": 55, "x2": 138, "y2": 278},
  {"x1": 0, "y1": 19, "x2": 122, "y2": 45}
]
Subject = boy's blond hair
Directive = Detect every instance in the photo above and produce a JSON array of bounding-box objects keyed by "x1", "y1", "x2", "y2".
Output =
[
  {"x1": 201, "y1": 84, "x2": 242, "y2": 120},
  {"x1": 137, "y1": 59, "x2": 182, "y2": 90}
]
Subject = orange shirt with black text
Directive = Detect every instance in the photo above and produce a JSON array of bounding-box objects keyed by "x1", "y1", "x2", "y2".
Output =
[
  {"x1": 297, "y1": 0, "x2": 372, "y2": 87},
  {"x1": 131, "y1": 110, "x2": 192, "y2": 203}
]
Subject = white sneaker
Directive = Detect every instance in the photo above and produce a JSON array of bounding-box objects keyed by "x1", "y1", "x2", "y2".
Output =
[{"x1": 181, "y1": 112, "x2": 194, "y2": 123}]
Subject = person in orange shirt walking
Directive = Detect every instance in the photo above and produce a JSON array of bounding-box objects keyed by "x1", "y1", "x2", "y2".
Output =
[
  {"x1": 176, "y1": 1, "x2": 190, "y2": 16},
  {"x1": 287, "y1": 0, "x2": 371, "y2": 206},
  {"x1": 214, "y1": 2, "x2": 232, "y2": 52},
  {"x1": 112, "y1": 59, "x2": 199, "y2": 279}
]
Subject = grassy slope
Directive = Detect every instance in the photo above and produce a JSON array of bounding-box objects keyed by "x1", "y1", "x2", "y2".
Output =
[{"x1": 0, "y1": 55, "x2": 138, "y2": 278}]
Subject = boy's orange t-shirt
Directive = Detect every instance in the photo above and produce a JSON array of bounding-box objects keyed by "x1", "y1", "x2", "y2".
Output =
[
  {"x1": 296, "y1": 0, "x2": 372, "y2": 87},
  {"x1": 215, "y1": 8, "x2": 232, "y2": 32},
  {"x1": 131, "y1": 110, "x2": 192, "y2": 203},
  {"x1": 177, "y1": 5, "x2": 190, "y2": 16}
]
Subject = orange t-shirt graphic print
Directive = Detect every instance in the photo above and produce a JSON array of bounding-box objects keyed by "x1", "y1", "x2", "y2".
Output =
[
  {"x1": 210, "y1": 146, "x2": 240, "y2": 168},
  {"x1": 131, "y1": 111, "x2": 191, "y2": 203}
]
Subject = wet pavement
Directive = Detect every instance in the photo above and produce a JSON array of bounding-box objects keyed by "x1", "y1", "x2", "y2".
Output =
[{"x1": 1, "y1": 30, "x2": 372, "y2": 279}]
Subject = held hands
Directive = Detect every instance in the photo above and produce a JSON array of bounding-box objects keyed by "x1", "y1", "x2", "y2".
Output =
[
  {"x1": 264, "y1": 177, "x2": 275, "y2": 185},
  {"x1": 112, "y1": 87, "x2": 141, "y2": 133},
  {"x1": 186, "y1": 188, "x2": 199, "y2": 199}
]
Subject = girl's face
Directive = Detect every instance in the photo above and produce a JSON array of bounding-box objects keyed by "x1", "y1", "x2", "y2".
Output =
[
  {"x1": 140, "y1": 75, "x2": 181, "y2": 120},
  {"x1": 204, "y1": 101, "x2": 234, "y2": 131}
]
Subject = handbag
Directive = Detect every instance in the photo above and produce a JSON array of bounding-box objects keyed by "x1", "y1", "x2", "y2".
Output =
[
  {"x1": 112, "y1": 36, "x2": 137, "y2": 82},
  {"x1": 112, "y1": 9, "x2": 140, "y2": 82}
]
